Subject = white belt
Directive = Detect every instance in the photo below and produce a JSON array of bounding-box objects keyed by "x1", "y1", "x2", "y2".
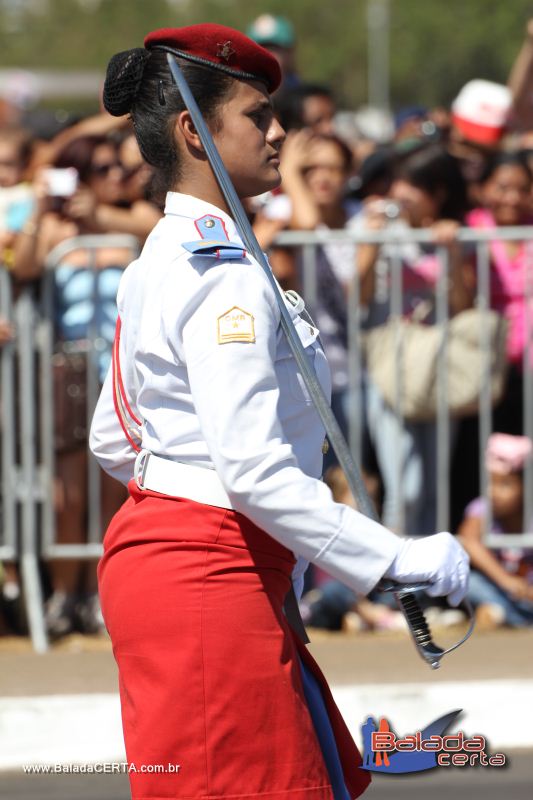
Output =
[
  {"x1": 134, "y1": 450, "x2": 308, "y2": 640},
  {"x1": 134, "y1": 449, "x2": 234, "y2": 510}
]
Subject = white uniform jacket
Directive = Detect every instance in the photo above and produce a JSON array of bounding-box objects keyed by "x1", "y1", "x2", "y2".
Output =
[{"x1": 89, "y1": 191, "x2": 401, "y2": 597}]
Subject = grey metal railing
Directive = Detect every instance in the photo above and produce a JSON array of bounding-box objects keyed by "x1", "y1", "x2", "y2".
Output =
[
  {"x1": 1, "y1": 235, "x2": 139, "y2": 652},
  {"x1": 276, "y1": 225, "x2": 533, "y2": 548},
  {"x1": 1, "y1": 226, "x2": 533, "y2": 652},
  {"x1": 0, "y1": 267, "x2": 17, "y2": 564}
]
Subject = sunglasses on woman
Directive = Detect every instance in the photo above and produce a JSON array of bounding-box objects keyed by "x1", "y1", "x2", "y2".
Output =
[{"x1": 90, "y1": 161, "x2": 123, "y2": 177}]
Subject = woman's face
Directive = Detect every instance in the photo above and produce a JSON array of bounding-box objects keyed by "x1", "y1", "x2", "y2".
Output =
[
  {"x1": 87, "y1": 143, "x2": 124, "y2": 205},
  {"x1": 302, "y1": 140, "x2": 348, "y2": 208},
  {"x1": 481, "y1": 164, "x2": 532, "y2": 225},
  {"x1": 301, "y1": 94, "x2": 336, "y2": 135},
  {"x1": 389, "y1": 178, "x2": 440, "y2": 227},
  {"x1": 211, "y1": 79, "x2": 285, "y2": 198},
  {"x1": 119, "y1": 134, "x2": 152, "y2": 203}
]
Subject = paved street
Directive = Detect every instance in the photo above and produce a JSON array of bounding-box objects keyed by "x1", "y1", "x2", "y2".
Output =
[
  {"x1": 1, "y1": 751, "x2": 531, "y2": 800},
  {"x1": 1, "y1": 626, "x2": 532, "y2": 798}
]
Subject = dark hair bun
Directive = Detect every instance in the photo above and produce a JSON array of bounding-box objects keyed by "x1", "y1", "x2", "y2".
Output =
[{"x1": 103, "y1": 48, "x2": 151, "y2": 116}]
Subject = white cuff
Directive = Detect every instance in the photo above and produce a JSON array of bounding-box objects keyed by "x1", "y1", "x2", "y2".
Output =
[{"x1": 313, "y1": 507, "x2": 402, "y2": 596}]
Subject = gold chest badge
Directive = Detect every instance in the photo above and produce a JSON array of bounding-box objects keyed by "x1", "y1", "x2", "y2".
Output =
[{"x1": 217, "y1": 306, "x2": 256, "y2": 344}]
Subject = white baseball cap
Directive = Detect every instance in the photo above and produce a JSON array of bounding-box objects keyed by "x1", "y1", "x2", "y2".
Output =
[{"x1": 451, "y1": 79, "x2": 512, "y2": 145}]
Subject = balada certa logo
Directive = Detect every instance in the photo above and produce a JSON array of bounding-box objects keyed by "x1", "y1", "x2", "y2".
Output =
[{"x1": 361, "y1": 710, "x2": 506, "y2": 774}]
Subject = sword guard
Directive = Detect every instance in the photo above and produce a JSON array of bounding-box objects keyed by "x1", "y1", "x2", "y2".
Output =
[{"x1": 376, "y1": 579, "x2": 475, "y2": 670}]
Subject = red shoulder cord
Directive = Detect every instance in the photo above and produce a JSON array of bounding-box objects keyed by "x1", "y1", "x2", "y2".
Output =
[{"x1": 112, "y1": 316, "x2": 142, "y2": 452}]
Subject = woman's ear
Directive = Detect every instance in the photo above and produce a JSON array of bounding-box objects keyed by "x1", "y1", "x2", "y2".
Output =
[{"x1": 175, "y1": 111, "x2": 205, "y2": 154}]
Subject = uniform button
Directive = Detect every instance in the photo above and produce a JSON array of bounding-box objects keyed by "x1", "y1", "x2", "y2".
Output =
[
  {"x1": 204, "y1": 219, "x2": 215, "y2": 228},
  {"x1": 322, "y1": 438, "x2": 329, "y2": 454}
]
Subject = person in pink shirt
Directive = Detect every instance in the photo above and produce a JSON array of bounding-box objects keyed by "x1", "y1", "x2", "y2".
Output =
[
  {"x1": 459, "y1": 433, "x2": 533, "y2": 628},
  {"x1": 356, "y1": 144, "x2": 473, "y2": 536},
  {"x1": 466, "y1": 151, "x2": 533, "y2": 434}
]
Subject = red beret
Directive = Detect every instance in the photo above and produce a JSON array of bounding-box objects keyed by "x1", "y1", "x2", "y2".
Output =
[{"x1": 144, "y1": 24, "x2": 281, "y2": 93}]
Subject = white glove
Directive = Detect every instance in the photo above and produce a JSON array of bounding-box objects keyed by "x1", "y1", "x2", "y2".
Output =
[{"x1": 383, "y1": 532, "x2": 470, "y2": 607}]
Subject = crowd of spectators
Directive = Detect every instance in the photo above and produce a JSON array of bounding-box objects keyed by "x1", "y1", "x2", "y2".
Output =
[{"x1": 1, "y1": 12, "x2": 533, "y2": 640}]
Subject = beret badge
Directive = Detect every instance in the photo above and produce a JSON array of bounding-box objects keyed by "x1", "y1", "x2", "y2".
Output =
[{"x1": 216, "y1": 41, "x2": 236, "y2": 62}]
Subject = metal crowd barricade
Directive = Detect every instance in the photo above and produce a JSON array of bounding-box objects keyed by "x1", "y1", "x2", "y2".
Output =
[
  {"x1": 2, "y1": 227, "x2": 533, "y2": 653},
  {"x1": 1, "y1": 235, "x2": 139, "y2": 652},
  {"x1": 0, "y1": 267, "x2": 17, "y2": 565},
  {"x1": 276, "y1": 225, "x2": 533, "y2": 549},
  {"x1": 1, "y1": 266, "x2": 48, "y2": 649}
]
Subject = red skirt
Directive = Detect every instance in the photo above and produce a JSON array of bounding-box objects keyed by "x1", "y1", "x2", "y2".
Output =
[{"x1": 97, "y1": 481, "x2": 371, "y2": 800}]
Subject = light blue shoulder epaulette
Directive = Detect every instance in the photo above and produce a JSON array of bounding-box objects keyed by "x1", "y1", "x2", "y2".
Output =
[{"x1": 183, "y1": 213, "x2": 247, "y2": 260}]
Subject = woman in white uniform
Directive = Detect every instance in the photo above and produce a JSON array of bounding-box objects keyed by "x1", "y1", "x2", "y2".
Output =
[{"x1": 89, "y1": 23, "x2": 469, "y2": 800}]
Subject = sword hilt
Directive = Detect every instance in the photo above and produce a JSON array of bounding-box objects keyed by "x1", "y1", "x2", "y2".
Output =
[{"x1": 377, "y1": 580, "x2": 475, "y2": 670}]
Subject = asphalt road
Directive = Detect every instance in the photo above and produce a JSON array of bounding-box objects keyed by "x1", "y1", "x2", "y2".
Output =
[
  {"x1": 367, "y1": 749, "x2": 532, "y2": 799},
  {"x1": 1, "y1": 628, "x2": 531, "y2": 798},
  {"x1": 1, "y1": 751, "x2": 531, "y2": 800}
]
